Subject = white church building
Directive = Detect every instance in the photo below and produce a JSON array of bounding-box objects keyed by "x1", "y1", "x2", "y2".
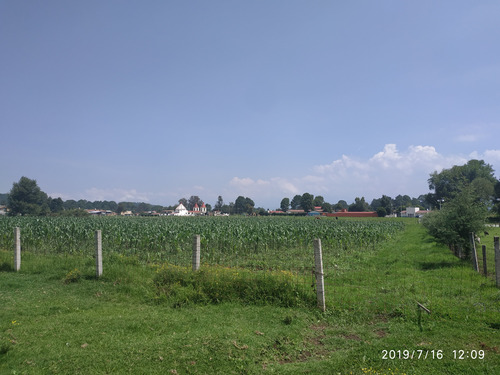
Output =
[{"x1": 173, "y1": 202, "x2": 207, "y2": 216}]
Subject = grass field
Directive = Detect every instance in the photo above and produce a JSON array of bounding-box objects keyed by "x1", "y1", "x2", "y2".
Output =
[{"x1": 1, "y1": 219, "x2": 499, "y2": 374}]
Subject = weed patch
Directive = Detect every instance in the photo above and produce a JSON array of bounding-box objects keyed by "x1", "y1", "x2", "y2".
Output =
[
  {"x1": 64, "y1": 268, "x2": 82, "y2": 284},
  {"x1": 153, "y1": 264, "x2": 315, "y2": 308}
]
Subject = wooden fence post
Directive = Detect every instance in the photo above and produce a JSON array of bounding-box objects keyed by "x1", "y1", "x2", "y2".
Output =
[
  {"x1": 192, "y1": 235, "x2": 200, "y2": 271},
  {"x1": 494, "y1": 237, "x2": 500, "y2": 288},
  {"x1": 313, "y1": 238, "x2": 326, "y2": 312},
  {"x1": 482, "y1": 245, "x2": 487, "y2": 277},
  {"x1": 470, "y1": 232, "x2": 479, "y2": 272},
  {"x1": 14, "y1": 227, "x2": 21, "y2": 271},
  {"x1": 95, "y1": 230, "x2": 102, "y2": 278}
]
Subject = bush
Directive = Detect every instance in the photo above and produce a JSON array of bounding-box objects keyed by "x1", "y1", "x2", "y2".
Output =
[{"x1": 422, "y1": 187, "x2": 487, "y2": 258}]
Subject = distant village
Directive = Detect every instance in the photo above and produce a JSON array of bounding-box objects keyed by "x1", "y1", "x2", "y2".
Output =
[
  {"x1": 0, "y1": 204, "x2": 430, "y2": 218},
  {"x1": 82, "y1": 202, "x2": 230, "y2": 217}
]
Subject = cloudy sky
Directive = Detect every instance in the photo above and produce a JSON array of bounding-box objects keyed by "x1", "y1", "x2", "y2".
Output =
[{"x1": 1, "y1": 1, "x2": 500, "y2": 209}]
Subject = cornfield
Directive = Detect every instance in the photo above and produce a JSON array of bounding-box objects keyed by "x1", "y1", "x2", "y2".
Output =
[{"x1": 0, "y1": 216, "x2": 404, "y2": 271}]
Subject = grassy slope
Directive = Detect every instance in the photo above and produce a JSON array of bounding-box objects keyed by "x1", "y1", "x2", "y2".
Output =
[{"x1": 1, "y1": 221, "x2": 499, "y2": 374}]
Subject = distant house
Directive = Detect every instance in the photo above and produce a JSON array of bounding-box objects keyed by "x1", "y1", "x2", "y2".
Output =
[
  {"x1": 87, "y1": 209, "x2": 115, "y2": 216},
  {"x1": 192, "y1": 202, "x2": 207, "y2": 215},
  {"x1": 0, "y1": 205, "x2": 7, "y2": 215},
  {"x1": 401, "y1": 207, "x2": 430, "y2": 218},
  {"x1": 174, "y1": 203, "x2": 189, "y2": 216}
]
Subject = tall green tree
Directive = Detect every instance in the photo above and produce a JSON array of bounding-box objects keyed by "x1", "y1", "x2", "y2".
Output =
[
  {"x1": 313, "y1": 195, "x2": 324, "y2": 207},
  {"x1": 290, "y1": 195, "x2": 302, "y2": 210},
  {"x1": 48, "y1": 197, "x2": 64, "y2": 213},
  {"x1": 348, "y1": 197, "x2": 369, "y2": 212},
  {"x1": 334, "y1": 200, "x2": 348, "y2": 210},
  {"x1": 214, "y1": 196, "x2": 224, "y2": 211},
  {"x1": 428, "y1": 159, "x2": 496, "y2": 207},
  {"x1": 300, "y1": 193, "x2": 314, "y2": 212},
  {"x1": 7, "y1": 177, "x2": 50, "y2": 216},
  {"x1": 187, "y1": 195, "x2": 202, "y2": 211},
  {"x1": 234, "y1": 196, "x2": 255, "y2": 215},
  {"x1": 280, "y1": 197, "x2": 290, "y2": 212}
]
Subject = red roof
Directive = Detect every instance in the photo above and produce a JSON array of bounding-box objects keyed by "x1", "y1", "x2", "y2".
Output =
[{"x1": 324, "y1": 212, "x2": 378, "y2": 218}]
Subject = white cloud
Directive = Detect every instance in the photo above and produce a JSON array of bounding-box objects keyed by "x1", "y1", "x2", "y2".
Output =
[
  {"x1": 230, "y1": 177, "x2": 270, "y2": 188},
  {"x1": 455, "y1": 134, "x2": 482, "y2": 143},
  {"x1": 84, "y1": 188, "x2": 151, "y2": 202},
  {"x1": 228, "y1": 144, "x2": 497, "y2": 207}
]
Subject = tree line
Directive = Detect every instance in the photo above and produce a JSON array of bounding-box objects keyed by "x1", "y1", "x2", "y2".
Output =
[
  {"x1": 3, "y1": 159, "x2": 499, "y2": 219},
  {"x1": 278, "y1": 193, "x2": 429, "y2": 217}
]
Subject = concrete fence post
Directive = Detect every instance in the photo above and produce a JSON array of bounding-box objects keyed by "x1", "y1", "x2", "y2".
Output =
[
  {"x1": 482, "y1": 245, "x2": 487, "y2": 277},
  {"x1": 494, "y1": 237, "x2": 500, "y2": 288},
  {"x1": 14, "y1": 227, "x2": 21, "y2": 271},
  {"x1": 95, "y1": 230, "x2": 102, "y2": 278},
  {"x1": 192, "y1": 235, "x2": 200, "y2": 271},
  {"x1": 313, "y1": 238, "x2": 326, "y2": 312},
  {"x1": 470, "y1": 232, "x2": 479, "y2": 272}
]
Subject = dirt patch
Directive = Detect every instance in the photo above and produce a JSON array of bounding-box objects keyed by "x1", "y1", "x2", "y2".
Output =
[
  {"x1": 480, "y1": 342, "x2": 499, "y2": 353},
  {"x1": 310, "y1": 323, "x2": 329, "y2": 331},
  {"x1": 342, "y1": 334, "x2": 362, "y2": 341},
  {"x1": 374, "y1": 329, "x2": 387, "y2": 338}
]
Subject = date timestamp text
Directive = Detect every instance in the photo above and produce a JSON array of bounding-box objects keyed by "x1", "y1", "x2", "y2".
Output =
[{"x1": 382, "y1": 349, "x2": 485, "y2": 360}]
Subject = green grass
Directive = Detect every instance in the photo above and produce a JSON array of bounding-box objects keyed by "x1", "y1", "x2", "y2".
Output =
[{"x1": 1, "y1": 221, "x2": 499, "y2": 374}]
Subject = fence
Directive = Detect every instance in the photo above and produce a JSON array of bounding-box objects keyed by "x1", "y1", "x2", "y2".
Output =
[
  {"x1": 9, "y1": 226, "x2": 328, "y2": 310},
  {"x1": 3, "y1": 217, "x2": 500, "y2": 315}
]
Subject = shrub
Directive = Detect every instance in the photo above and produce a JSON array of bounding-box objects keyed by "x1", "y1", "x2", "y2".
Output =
[{"x1": 422, "y1": 187, "x2": 487, "y2": 258}]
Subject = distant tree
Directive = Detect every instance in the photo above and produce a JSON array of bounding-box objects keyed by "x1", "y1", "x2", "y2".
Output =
[
  {"x1": 0, "y1": 193, "x2": 9, "y2": 205},
  {"x1": 187, "y1": 195, "x2": 202, "y2": 211},
  {"x1": 376, "y1": 207, "x2": 387, "y2": 217},
  {"x1": 494, "y1": 180, "x2": 500, "y2": 216},
  {"x1": 178, "y1": 198, "x2": 188, "y2": 207},
  {"x1": 321, "y1": 202, "x2": 333, "y2": 213},
  {"x1": 313, "y1": 195, "x2": 324, "y2": 207},
  {"x1": 7, "y1": 177, "x2": 50, "y2": 216},
  {"x1": 348, "y1": 197, "x2": 369, "y2": 212},
  {"x1": 234, "y1": 196, "x2": 255, "y2": 215},
  {"x1": 416, "y1": 194, "x2": 430, "y2": 209},
  {"x1": 63, "y1": 199, "x2": 78, "y2": 210},
  {"x1": 116, "y1": 202, "x2": 126, "y2": 214},
  {"x1": 280, "y1": 197, "x2": 290, "y2": 212},
  {"x1": 428, "y1": 159, "x2": 496, "y2": 206},
  {"x1": 256, "y1": 207, "x2": 267, "y2": 216},
  {"x1": 334, "y1": 200, "x2": 348, "y2": 211},
  {"x1": 58, "y1": 208, "x2": 89, "y2": 217},
  {"x1": 300, "y1": 193, "x2": 314, "y2": 212},
  {"x1": 214, "y1": 196, "x2": 224, "y2": 211},
  {"x1": 290, "y1": 195, "x2": 302, "y2": 210},
  {"x1": 137, "y1": 202, "x2": 150, "y2": 213},
  {"x1": 393, "y1": 194, "x2": 412, "y2": 213},
  {"x1": 244, "y1": 197, "x2": 255, "y2": 215},
  {"x1": 234, "y1": 196, "x2": 246, "y2": 214},
  {"x1": 48, "y1": 197, "x2": 64, "y2": 213}
]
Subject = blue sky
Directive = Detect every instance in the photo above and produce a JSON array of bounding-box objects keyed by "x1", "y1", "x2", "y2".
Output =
[{"x1": 1, "y1": 1, "x2": 500, "y2": 209}]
